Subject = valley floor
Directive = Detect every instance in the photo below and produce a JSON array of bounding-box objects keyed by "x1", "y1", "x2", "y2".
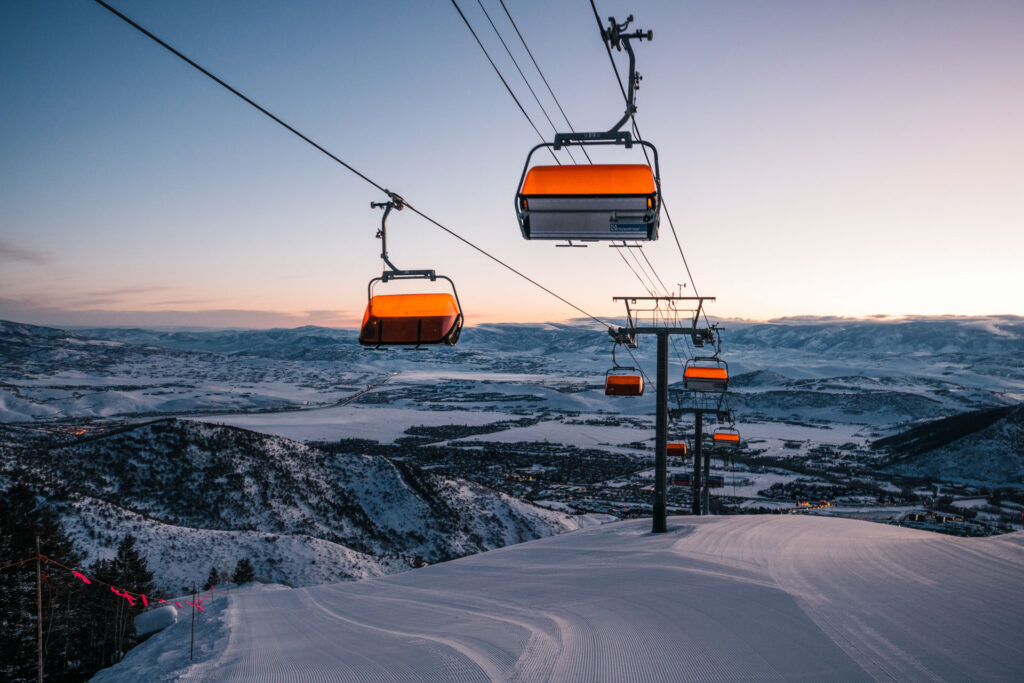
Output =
[{"x1": 94, "y1": 515, "x2": 1024, "y2": 682}]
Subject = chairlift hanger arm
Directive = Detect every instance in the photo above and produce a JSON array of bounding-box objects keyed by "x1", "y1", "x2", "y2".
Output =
[
  {"x1": 371, "y1": 193, "x2": 407, "y2": 273},
  {"x1": 602, "y1": 15, "x2": 652, "y2": 136},
  {"x1": 548, "y1": 15, "x2": 652, "y2": 147}
]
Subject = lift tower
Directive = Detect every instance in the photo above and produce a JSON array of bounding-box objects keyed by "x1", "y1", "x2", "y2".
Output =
[
  {"x1": 670, "y1": 403, "x2": 733, "y2": 516},
  {"x1": 612, "y1": 296, "x2": 716, "y2": 532}
]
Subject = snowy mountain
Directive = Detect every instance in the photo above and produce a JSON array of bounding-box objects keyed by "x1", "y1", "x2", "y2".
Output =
[
  {"x1": 1, "y1": 418, "x2": 581, "y2": 591},
  {"x1": 881, "y1": 405, "x2": 1024, "y2": 485},
  {"x1": 0, "y1": 320, "x2": 381, "y2": 421},
  {"x1": 725, "y1": 315, "x2": 1024, "y2": 356},
  {"x1": 4, "y1": 316, "x2": 1023, "y2": 496},
  {"x1": 73, "y1": 324, "x2": 364, "y2": 361},
  {"x1": 5, "y1": 318, "x2": 1023, "y2": 679},
  {"x1": 93, "y1": 515, "x2": 1024, "y2": 682},
  {"x1": 3, "y1": 316, "x2": 1021, "y2": 424}
]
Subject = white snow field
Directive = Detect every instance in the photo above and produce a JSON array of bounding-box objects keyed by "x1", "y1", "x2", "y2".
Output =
[{"x1": 95, "y1": 516, "x2": 1024, "y2": 682}]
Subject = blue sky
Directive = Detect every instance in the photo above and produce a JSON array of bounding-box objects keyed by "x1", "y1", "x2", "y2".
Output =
[{"x1": 2, "y1": 0, "x2": 1022, "y2": 327}]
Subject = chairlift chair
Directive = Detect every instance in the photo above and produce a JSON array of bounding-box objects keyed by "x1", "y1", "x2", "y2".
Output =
[
  {"x1": 517, "y1": 162, "x2": 659, "y2": 241},
  {"x1": 667, "y1": 442, "x2": 687, "y2": 458},
  {"x1": 683, "y1": 356, "x2": 729, "y2": 393},
  {"x1": 515, "y1": 15, "x2": 660, "y2": 243},
  {"x1": 705, "y1": 475, "x2": 725, "y2": 489},
  {"x1": 604, "y1": 340, "x2": 644, "y2": 396},
  {"x1": 360, "y1": 286, "x2": 462, "y2": 347},
  {"x1": 605, "y1": 368, "x2": 644, "y2": 396},
  {"x1": 359, "y1": 197, "x2": 464, "y2": 348},
  {"x1": 712, "y1": 426, "x2": 741, "y2": 450}
]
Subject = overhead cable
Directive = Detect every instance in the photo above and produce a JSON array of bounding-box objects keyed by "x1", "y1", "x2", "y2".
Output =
[
  {"x1": 92, "y1": 0, "x2": 388, "y2": 195},
  {"x1": 473, "y1": 0, "x2": 577, "y2": 164},
  {"x1": 450, "y1": 0, "x2": 560, "y2": 164},
  {"x1": 92, "y1": 0, "x2": 615, "y2": 331},
  {"x1": 497, "y1": 0, "x2": 592, "y2": 164},
  {"x1": 587, "y1": 0, "x2": 708, "y2": 325}
]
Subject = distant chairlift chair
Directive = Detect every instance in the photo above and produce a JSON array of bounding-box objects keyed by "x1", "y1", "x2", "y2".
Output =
[
  {"x1": 712, "y1": 426, "x2": 741, "y2": 450},
  {"x1": 667, "y1": 442, "x2": 688, "y2": 458},
  {"x1": 605, "y1": 341, "x2": 644, "y2": 396},
  {"x1": 683, "y1": 356, "x2": 729, "y2": 393}
]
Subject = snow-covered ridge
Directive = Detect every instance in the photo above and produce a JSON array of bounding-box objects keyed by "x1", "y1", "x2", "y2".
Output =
[
  {"x1": 4, "y1": 418, "x2": 582, "y2": 591},
  {"x1": 884, "y1": 405, "x2": 1024, "y2": 485}
]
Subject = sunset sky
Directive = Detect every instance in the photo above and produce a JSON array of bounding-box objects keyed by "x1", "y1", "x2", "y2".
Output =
[{"x1": 2, "y1": 0, "x2": 1022, "y2": 328}]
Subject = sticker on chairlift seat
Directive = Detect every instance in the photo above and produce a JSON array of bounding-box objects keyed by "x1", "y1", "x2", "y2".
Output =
[{"x1": 610, "y1": 222, "x2": 647, "y2": 233}]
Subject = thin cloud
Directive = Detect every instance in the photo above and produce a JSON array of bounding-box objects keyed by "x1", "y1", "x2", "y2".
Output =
[
  {"x1": 0, "y1": 300, "x2": 359, "y2": 329},
  {"x1": 147, "y1": 299, "x2": 213, "y2": 307},
  {"x1": 80, "y1": 285, "x2": 173, "y2": 298},
  {"x1": 62, "y1": 286, "x2": 176, "y2": 309},
  {"x1": 0, "y1": 241, "x2": 51, "y2": 265}
]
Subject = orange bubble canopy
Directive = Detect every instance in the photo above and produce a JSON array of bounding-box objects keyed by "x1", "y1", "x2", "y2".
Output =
[
  {"x1": 605, "y1": 374, "x2": 644, "y2": 396},
  {"x1": 520, "y1": 164, "x2": 656, "y2": 196},
  {"x1": 713, "y1": 432, "x2": 740, "y2": 443},
  {"x1": 683, "y1": 364, "x2": 729, "y2": 392},
  {"x1": 359, "y1": 293, "x2": 462, "y2": 346},
  {"x1": 667, "y1": 442, "x2": 688, "y2": 456},
  {"x1": 683, "y1": 367, "x2": 728, "y2": 380}
]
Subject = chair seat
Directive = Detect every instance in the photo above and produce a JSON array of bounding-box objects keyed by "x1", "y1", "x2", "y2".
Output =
[{"x1": 359, "y1": 293, "x2": 462, "y2": 346}]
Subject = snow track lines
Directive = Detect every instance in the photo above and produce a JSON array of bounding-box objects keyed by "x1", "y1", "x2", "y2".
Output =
[{"x1": 105, "y1": 516, "x2": 1024, "y2": 681}]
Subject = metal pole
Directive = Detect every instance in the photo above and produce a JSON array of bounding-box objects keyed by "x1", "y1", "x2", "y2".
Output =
[
  {"x1": 190, "y1": 584, "x2": 196, "y2": 661},
  {"x1": 36, "y1": 536, "x2": 43, "y2": 683},
  {"x1": 703, "y1": 436, "x2": 712, "y2": 514},
  {"x1": 653, "y1": 331, "x2": 668, "y2": 533},
  {"x1": 692, "y1": 413, "x2": 703, "y2": 515}
]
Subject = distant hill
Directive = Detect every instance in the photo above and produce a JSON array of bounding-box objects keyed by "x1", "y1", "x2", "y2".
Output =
[
  {"x1": 3, "y1": 317, "x2": 1021, "y2": 428},
  {"x1": 725, "y1": 316, "x2": 1024, "y2": 356},
  {"x1": 1, "y1": 418, "x2": 579, "y2": 590},
  {"x1": 878, "y1": 405, "x2": 1024, "y2": 484}
]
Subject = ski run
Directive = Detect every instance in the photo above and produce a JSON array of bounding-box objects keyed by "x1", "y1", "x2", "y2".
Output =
[{"x1": 95, "y1": 515, "x2": 1024, "y2": 682}]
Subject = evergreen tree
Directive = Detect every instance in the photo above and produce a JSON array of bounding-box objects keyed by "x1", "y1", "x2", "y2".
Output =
[
  {"x1": 0, "y1": 484, "x2": 87, "y2": 681},
  {"x1": 231, "y1": 557, "x2": 255, "y2": 584},
  {"x1": 85, "y1": 534, "x2": 155, "y2": 670},
  {"x1": 204, "y1": 566, "x2": 220, "y2": 591}
]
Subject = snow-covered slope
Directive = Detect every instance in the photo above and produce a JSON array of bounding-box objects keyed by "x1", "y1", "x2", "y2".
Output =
[
  {"x1": 884, "y1": 406, "x2": 1024, "y2": 485},
  {"x1": 3, "y1": 419, "x2": 581, "y2": 590},
  {"x1": 94, "y1": 515, "x2": 1024, "y2": 682}
]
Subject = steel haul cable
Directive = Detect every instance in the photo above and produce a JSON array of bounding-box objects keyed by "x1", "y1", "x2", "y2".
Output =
[
  {"x1": 588, "y1": 0, "x2": 711, "y2": 331},
  {"x1": 454, "y1": 0, "x2": 689, "y2": 367},
  {"x1": 473, "y1": 0, "x2": 577, "y2": 164},
  {"x1": 91, "y1": 0, "x2": 615, "y2": 332},
  {"x1": 497, "y1": 0, "x2": 593, "y2": 164},
  {"x1": 450, "y1": 0, "x2": 560, "y2": 164},
  {"x1": 453, "y1": 0, "x2": 687, "y2": 369},
  {"x1": 448, "y1": 0, "x2": 687, "y2": 365}
]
